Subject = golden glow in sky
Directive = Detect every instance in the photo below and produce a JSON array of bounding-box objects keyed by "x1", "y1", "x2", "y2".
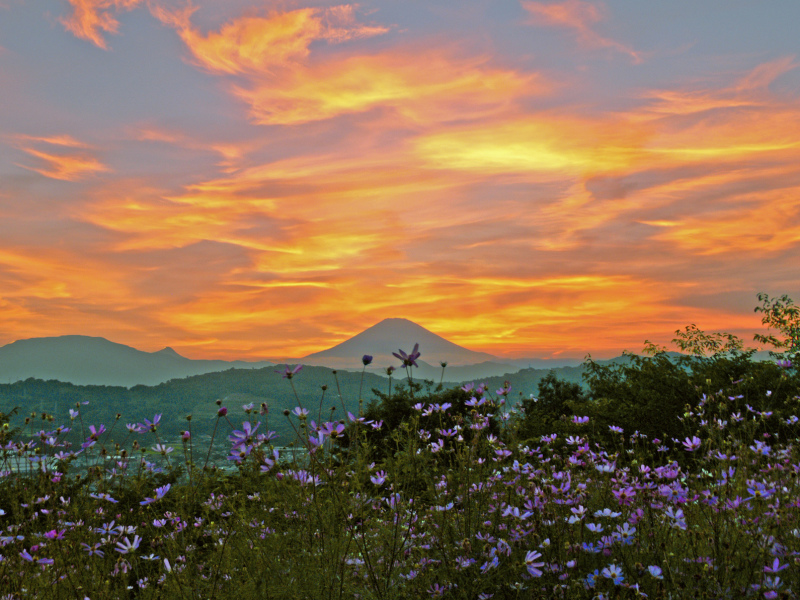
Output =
[{"x1": 1, "y1": 1, "x2": 799, "y2": 360}]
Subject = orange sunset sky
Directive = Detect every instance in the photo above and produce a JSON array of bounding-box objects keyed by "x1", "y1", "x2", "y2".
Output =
[{"x1": 1, "y1": 0, "x2": 799, "y2": 361}]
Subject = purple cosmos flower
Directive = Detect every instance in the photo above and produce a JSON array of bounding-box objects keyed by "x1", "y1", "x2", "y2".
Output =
[
  {"x1": 89, "y1": 492, "x2": 119, "y2": 503},
  {"x1": 362, "y1": 354, "x2": 373, "y2": 366},
  {"x1": 140, "y1": 484, "x2": 171, "y2": 506},
  {"x1": 764, "y1": 558, "x2": 788, "y2": 573},
  {"x1": 682, "y1": 436, "x2": 701, "y2": 451},
  {"x1": 217, "y1": 407, "x2": 228, "y2": 417},
  {"x1": 229, "y1": 421, "x2": 260, "y2": 449},
  {"x1": 93, "y1": 520, "x2": 122, "y2": 536},
  {"x1": 525, "y1": 550, "x2": 544, "y2": 577},
  {"x1": 152, "y1": 444, "x2": 173, "y2": 455},
  {"x1": 115, "y1": 535, "x2": 141, "y2": 554},
  {"x1": 87, "y1": 424, "x2": 106, "y2": 441},
  {"x1": 141, "y1": 414, "x2": 161, "y2": 432},
  {"x1": 320, "y1": 422, "x2": 345, "y2": 438},
  {"x1": 648, "y1": 565, "x2": 663, "y2": 579},
  {"x1": 227, "y1": 444, "x2": 252, "y2": 463},
  {"x1": 602, "y1": 563, "x2": 624, "y2": 585},
  {"x1": 392, "y1": 343, "x2": 421, "y2": 368},
  {"x1": 81, "y1": 542, "x2": 105, "y2": 557},
  {"x1": 278, "y1": 364, "x2": 303, "y2": 379}
]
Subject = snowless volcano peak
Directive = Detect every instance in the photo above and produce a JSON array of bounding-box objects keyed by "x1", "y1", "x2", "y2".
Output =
[{"x1": 302, "y1": 318, "x2": 498, "y2": 368}]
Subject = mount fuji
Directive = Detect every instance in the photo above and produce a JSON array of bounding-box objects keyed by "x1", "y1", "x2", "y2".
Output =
[{"x1": 300, "y1": 318, "x2": 518, "y2": 379}]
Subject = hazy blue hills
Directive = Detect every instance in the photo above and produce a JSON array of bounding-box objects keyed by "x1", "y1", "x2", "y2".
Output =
[{"x1": 0, "y1": 335, "x2": 273, "y2": 387}]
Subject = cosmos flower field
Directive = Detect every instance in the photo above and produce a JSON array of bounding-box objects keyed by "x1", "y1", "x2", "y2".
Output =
[{"x1": 0, "y1": 344, "x2": 798, "y2": 599}]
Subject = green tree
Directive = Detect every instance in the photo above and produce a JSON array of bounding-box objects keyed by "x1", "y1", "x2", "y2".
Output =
[
  {"x1": 519, "y1": 371, "x2": 587, "y2": 440},
  {"x1": 754, "y1": 292, "x2": 800, "y2": 361}
]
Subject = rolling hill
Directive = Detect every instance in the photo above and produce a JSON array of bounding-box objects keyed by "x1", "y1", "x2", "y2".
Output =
[{"x1": 0, "y1": 335, "x2": 273, "y2": 387}]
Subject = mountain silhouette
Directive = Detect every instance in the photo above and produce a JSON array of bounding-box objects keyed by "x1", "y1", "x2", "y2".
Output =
[
  {"x1": 0, "y1": 335, "x2": 272, "y2": 387},
  {"x1": 301, "y1": 318, "x2": 503, "y2": 371}
]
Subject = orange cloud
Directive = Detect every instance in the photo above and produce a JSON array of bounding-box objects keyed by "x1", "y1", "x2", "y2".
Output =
[
  {"x1": 60, "y1": 0, "x2": 143, "y2": 49},
  {"x1": 414, "y1": 113, "x2": 648, "y2": 177},
  {"x1": 156, "y1": 5, "x2": 539, "y2": 125},
  {"x1": 156, "y1": 4, "x2": 388, "y2": 75},
  {"x1": 14, "y1": 134, "x2": 89, "y2": 148},
  {"x1": 238, "y1": 49, "x2": 539, "y2": 125},
  {"x1": 646, "y1": 183, "x2": 800, "y2": 256},
  {"x1": 15, "y1": 136, "x2": 109, "y2": 181},
  {"x1": 522, "y1": 0, "x2": 641, "y2": 62}
]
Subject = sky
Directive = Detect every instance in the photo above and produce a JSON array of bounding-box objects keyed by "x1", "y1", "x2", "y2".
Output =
[{"x1": 1, "y1": 0, "x2": 799, "y2": 361}]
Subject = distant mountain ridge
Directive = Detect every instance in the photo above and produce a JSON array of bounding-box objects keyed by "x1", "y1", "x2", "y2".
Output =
[
  {"x1": 1, "y1": 319, "x2": 605, "y2": 388},
  {"x1": 0, "y1": 335, "x2": 273, "y2": 387}
]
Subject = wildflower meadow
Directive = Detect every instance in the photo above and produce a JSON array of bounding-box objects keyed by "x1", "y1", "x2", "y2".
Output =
[{"x1": 0, "y1": 294, "x2": 799, "y2": 599}]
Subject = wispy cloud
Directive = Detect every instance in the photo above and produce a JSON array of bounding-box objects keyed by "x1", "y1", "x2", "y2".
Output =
[
  {"x1": 59, "y1": 0, "x2": 144, "y2": 49},
  {"x1": 13, "y1": 135, "x2": 110, "y2": 181},
  {"x1": 521, "y1": 0, "x2": 641, "y2": 62},
  {"x1": 153, "y1": 4, "x2": 389, "y2": 74}
]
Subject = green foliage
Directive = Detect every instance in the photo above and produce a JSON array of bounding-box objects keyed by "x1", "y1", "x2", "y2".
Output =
[
  {"x1": 582, "y1": 351, "x2": 695, "y2": 444},
  {"x1": 672, "y1": 323, "x2": 744, "y2": 357},
  {"x1": 518, "y1": 370, "x2": 588, "y2": 440},
  {"x1": 754, "y1": 292, "x2": 800, "y2": 359}
]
